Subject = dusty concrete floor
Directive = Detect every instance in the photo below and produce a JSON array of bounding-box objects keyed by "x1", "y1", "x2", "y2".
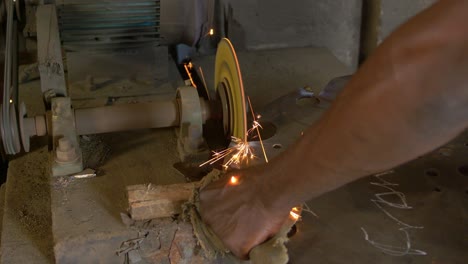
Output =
[
  {"x1": 0, "y1": 129, "x2": 188, "y2": 263},
  {"x1": 51, "y1": 129, "x2": 188, "y2": 263}
]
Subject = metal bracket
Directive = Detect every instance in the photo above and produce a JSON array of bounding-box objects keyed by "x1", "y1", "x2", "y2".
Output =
[
  {"x1": 176, "y1": 87, "x2": 209, "y2": 163},
  {"x1": 36, "y1": 4, "x2": 68, "y2": 101},
  {"x1": 51, "y1": 97, "x2": 83, "y2": 176}
]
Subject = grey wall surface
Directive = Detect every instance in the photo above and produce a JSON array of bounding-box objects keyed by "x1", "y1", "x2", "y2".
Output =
[
  {"x1": 361, "y1": 0, "x2": 437, "y2": 60},
  {"x1": 222, "y1": 0, "x2": 363, "y2": 69},
  {"x1": 378, "y1": 0, "x2": 436, "y2": 42}
]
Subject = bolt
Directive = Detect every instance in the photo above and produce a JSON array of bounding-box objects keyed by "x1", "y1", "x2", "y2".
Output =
[
  {"x1": 58, "y1": 138, "x2": 72, "y2": 150},
  {"x1": 56, "y1": 138, "x2": 78, "y2": 163}
]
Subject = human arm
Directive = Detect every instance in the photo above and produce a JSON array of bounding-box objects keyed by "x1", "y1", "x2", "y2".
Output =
[{"x1": 200, "y1": 0, "x2": 468, "y2": 259}]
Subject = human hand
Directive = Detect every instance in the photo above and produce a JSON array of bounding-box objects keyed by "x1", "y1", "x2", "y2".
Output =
[{"x1": 199, "y1": 166, "x2": 291, "y2": 259}]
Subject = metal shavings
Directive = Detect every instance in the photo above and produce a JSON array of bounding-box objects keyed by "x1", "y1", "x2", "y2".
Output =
[
  {"x1": 116, "y1": 232, "x2": 149, "y2": 256},
  {"x1": 146, "y1": 183, "x2": 153, "y2": 191},
  {"x1": 361, "y1": 171, "x2": 426, "y2": 256},
  {"x1": 302, "y1": 203, "x2": 319, "y2": 218},
  {"x1": 72, "y1": 168, "x2": 96, "y2": 179}
]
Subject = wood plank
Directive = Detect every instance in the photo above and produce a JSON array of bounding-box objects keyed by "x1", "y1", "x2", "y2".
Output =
[
  {"x1": 36, "y1": 5, "x2": 68, "y2": 97},
  {"x1": 127, "y1": 182, "x2": 198, "y2": 220}
]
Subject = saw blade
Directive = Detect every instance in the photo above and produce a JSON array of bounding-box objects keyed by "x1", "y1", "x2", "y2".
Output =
[{"x1": 214, "y1": 38, "x2": 247, "y2": 141}]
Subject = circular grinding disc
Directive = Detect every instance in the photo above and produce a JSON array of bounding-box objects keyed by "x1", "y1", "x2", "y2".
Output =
[{"x1": 214, "y1": 38, "x2": 247, "y2": 141}]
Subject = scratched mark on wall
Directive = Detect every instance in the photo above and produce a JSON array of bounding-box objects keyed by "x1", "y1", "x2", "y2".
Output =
[
  {"x1": 361, "y1": 170, "x2": 427, "y2": 256},
  {"x1": 39, "y1": 60, "x2": 63, "y2": 77}
]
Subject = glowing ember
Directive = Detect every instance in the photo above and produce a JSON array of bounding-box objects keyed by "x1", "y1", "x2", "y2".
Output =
[
  {"x1": 290, "y1": 207, "x2": 301, "y2": 221},
  {"x1": 183, "y1": 62, "x2": 197, "y2": 88},
  {"x1": 290, "y1": 211, "x2": 300, "y2": 220},
  {"x1": 230, "y1": 175, "x2": 239, "y2": 185}
]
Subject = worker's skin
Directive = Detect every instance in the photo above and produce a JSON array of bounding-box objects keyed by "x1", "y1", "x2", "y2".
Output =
[{"x1": 200, "y1": 0, "x2": 468, "y2": 260}]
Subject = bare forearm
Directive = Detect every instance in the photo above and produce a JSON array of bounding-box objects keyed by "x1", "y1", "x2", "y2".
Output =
[
  {"x1": 198, "y1": 1, "x2": 468, "y2": 258},
  {"x1": 260, "y1": 0, "x2": 468, "y2": 209}
]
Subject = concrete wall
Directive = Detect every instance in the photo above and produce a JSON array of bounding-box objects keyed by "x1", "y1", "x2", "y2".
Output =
[
  {"x1": 360, "y1": 0, "x2": 437, "y2": 60},
  {"x1": 221, "y1": 0, "x2": 363, "y2": 69},
  {"x1": 379, "y1": 0, "x2": 436, "y2": 42}
]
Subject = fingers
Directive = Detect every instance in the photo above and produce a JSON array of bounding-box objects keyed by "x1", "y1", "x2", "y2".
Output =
[
  {"x1": 223, "y1": 214, "x2": 287, "y2": 260},
  {"x1": 198, "y1": 169, "x2": 287, "y2": 260},
  {"x1": 222, "y1": 230, "x2": 263, "y2": 260},
  {"x1": 230, "y1": 244, "x2": 251, "y2": 260}
]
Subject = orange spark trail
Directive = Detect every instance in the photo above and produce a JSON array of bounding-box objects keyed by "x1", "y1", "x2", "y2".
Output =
[{"x1": 247, "y1": 96, "x2": 268, "y2": 163}]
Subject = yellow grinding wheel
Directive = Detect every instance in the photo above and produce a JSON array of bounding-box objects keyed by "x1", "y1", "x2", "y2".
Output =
[{"x1": 214, "y1": 38, "x2": 247, "y2": 141}]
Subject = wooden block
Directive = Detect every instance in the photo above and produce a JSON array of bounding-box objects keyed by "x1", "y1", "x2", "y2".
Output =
[{"x1": 127, "y1": 182, "x2": 198, "y2": 221}]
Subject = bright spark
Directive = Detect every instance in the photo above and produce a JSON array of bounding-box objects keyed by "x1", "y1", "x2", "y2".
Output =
[
  {"x1": 247, "y1": 96, "x2": 268, "y2": 163},
  {"x1": 199, "y1": 136, "x2": 256, "y2": 169},
  {"x1": 183, "y1": 62, "x2": 197, "y2": 88},
  {"x1": 230, "y1": 175, "x2": 239, "y2": 185},
  {"x1": 9, "y1": 99, "x2": 12, "y2": 104},
  {"x1": 199, "y1": 97, "x2": 268, "y2": 170},
  {"x1": 247, "y1": 120, "x2": 263, "y2": 135},
  {"x1": 209, "y1": 28, "x2": 214, "y2": 36},
  {"x1": 290, "y1": 207, "x2": 301, "y2": 221}
]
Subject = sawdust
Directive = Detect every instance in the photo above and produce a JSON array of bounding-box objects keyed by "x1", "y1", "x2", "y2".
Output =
[
  {"x1": 4, "y1": 146, "x2": 54, "y2": 261},
  {"x1": 79, "y1": 134, "x2": 111, "y2": 170}
]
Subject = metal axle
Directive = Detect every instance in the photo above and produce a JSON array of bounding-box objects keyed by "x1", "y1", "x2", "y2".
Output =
[{"x1": 24, "y1": 97, "x2": 211, "y2": 138}]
